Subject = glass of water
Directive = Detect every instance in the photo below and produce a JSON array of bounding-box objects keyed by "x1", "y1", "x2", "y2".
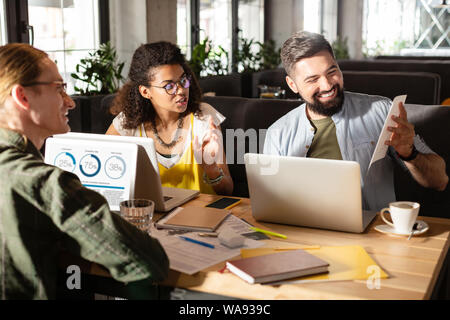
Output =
[{"x1": 119, "y1": 199, "x2": 154, "y2": 234}]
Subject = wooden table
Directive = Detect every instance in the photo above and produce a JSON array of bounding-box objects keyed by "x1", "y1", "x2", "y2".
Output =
[
  {"x1": 81, "y1": 194, "x2": 450, "y2": 300},
  {"x1": 159, "y1": 194, "x2": 450, "y2": 300}
]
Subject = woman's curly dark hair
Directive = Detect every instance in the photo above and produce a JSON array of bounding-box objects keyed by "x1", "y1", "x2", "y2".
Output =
[{"x1": 111, "y1": 42, "x2": 202, "y2": 129}]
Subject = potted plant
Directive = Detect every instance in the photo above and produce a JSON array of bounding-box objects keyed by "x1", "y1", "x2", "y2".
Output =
[
  {"x1": 233, "y1": 37, "x2": 282, "y2": 97},
  {"x1": 189, "y1": 37, "x2": 229, "y2": 78},
  {"x1": 332, "y1": 36, "x2": 350, "y2": 59},
  {"x1": 258, "y1": 39, "x2": 281, "y2": 70},
  {"x1": 70, "y1": 41, "x2": 125, "y2": 133},
  {"x1": 190, "y1": 38, "x2": 238, "y2": 96},
  {"x1": 190, "y1": 35, "x2": 282, "y2": 98},
  {"x1": 233, "y1": 36, "x2": 261, "y2": 73}
]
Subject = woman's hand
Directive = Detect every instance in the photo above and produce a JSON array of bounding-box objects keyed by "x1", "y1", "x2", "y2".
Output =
[
  {"x1": 194, "y1": 118, "x2": 224, "y2": 169},
  {"x1": 194, "y1": 118, "x2": 233, "y2": 195}
]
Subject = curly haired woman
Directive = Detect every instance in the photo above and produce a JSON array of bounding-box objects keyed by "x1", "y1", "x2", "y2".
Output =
[{"x1": 106, "y1": 42, "x2": 233, "y2": 195}]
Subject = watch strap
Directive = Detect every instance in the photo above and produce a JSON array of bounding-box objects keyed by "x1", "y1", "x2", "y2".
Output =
[{"x1": 397, "y1": 145, "x2": 419, "y2": 161}]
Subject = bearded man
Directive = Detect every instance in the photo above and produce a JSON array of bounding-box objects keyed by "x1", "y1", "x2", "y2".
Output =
[{"x1": 263, "y1": 31, "x2": 447, "y2": 211}]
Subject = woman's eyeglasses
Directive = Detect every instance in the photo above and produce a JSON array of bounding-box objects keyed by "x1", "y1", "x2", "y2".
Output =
[
  {"x1": 150, "y1": 74, "x2": 191, "y2": 95},
  {"x1": 22, "y1": 81, "x2": 68, "y2": 93}
]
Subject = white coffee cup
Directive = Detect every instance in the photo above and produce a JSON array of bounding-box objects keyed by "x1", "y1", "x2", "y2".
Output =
[{"x1": 380, "y1": 201, "x2": 420, "y2": 234}]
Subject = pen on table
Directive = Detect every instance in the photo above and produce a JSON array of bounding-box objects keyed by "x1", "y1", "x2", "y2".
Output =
[
  {"x1": 249, "y1": 227, "x2": 287, "y2": 239},
  {"x1": 179, "y1": 236, "x2": 215, "y2": 249}
]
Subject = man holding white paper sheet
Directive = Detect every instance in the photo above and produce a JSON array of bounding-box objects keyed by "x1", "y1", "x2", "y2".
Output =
[{"x1": 263, "y1": 31, "x2": 448, "y2": 211}]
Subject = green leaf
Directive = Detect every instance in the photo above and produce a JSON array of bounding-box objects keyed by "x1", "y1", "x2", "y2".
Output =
[{"x1": 70, "y1": 41, "x2": 125, "y2": 95}]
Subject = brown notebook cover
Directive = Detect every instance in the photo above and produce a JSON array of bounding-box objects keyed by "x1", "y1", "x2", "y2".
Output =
[
  {"x1": 162, "y1": 206, "x2": 230, "y2": 232},
  {"x1": 226, "y1": 249, "x2": 329, "y2": 284}
]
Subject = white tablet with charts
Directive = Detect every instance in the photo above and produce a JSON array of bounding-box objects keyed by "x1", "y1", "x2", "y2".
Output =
[
  {"x1": 47, "y1": 133, "x2": 199, "y2": 212},
  {"x1": 45, "y1": 138, "x2": 138, "y2": 211}
]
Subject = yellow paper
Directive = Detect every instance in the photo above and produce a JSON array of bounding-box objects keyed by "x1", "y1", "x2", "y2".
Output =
[{"x1": 240, "y1": 245, "x2": 388, "y2": 282}]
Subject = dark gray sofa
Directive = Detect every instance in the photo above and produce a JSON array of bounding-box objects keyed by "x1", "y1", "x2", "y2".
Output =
[
  {"x1": 198, "y1": 58, "x2": 449, "y2": 105},
  {"x1": 202, "y1": 95, "x2": 450, "y2": 219},
  {"x1": 337, "y1": 59, "x2": 450, "y2": 104},
  {"x1": 198, "y1": 73, "x2": 253, "y2": 98},
  {"x1": 69, "y1": 95, "x2": 115, "y2": 135},
  {"x1": 68, "y1": 94, "x2": 450, "y2": 218},
  {"x1": 375, "y1": 55, "x2": 450, "y2": 61},
  {"x1": 251, "y1": 68, "x2": 442, "y2": 104}
]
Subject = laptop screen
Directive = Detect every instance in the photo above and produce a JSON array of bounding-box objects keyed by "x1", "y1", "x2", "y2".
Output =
[
  {"x1": 44, "y1": 137, "x2": 138, "y2": 211},
  {"x1": 45, "y1": 133, "x2": 165, "y2": 211}
]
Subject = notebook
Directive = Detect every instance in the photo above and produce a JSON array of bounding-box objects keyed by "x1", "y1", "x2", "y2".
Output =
[
  {"x1": 155, "y1": 206, "x2": 230, "y2": 232},
  {"x1": 240, "y1": 246, "x2": 389, "y2": 284},
  {"x1": 226, "y1": 249, "x2": 329, "y2": 284}
]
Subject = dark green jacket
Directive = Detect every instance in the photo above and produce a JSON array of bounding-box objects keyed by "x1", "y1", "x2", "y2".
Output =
[{"x1": 0, "y1": 128, "x2": 169, "y2": 299}]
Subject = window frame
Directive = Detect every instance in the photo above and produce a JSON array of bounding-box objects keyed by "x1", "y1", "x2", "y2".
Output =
[
  {"x1": 188, "y1": 0, "x2": 244, "y2": 72},
  {"x1": 4, "y1": 0, "x2": 109, "y2": 45},
  {"x1": 5, "y1": 0, "x2": 30, "y2": 44}
]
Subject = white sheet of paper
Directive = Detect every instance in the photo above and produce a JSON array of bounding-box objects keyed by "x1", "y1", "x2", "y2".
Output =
[
  {"x1": 368, "y1": 95, "x2": 407, "y2": 170},
  {"x1": 151, "y1": 214, "x2": 264, "y2": 275}
]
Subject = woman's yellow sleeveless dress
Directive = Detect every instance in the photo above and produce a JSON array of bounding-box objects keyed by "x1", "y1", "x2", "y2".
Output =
[{"x1": 140, "y1": 114, "x2": 215, "y2": 194}]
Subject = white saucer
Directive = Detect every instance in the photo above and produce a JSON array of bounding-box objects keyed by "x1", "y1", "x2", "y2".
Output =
[{"x1": 374, "y1": 220, "x2": 429, "y2": 237}]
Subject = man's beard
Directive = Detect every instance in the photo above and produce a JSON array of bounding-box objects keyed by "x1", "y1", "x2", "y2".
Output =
[{"x1": 305, "y1": 85, "x2": 345, "y2": 117}]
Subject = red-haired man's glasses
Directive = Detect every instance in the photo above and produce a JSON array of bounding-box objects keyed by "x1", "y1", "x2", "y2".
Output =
[{"x1": 23, "y1": 81, "x2": 68, "y2": 93}]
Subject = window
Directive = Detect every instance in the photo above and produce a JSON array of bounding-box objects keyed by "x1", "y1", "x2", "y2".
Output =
[
  {"x1": 363, "y1": 0, "x2": 450, "y2": 56},
  {"x1": 0, "y1": 1, "x2": 6, "y2": 45},
  {"x1": 304, "y1": 0, "x2": 322, "y2": 33},
  {"x1": 177, "y1": 0, "x2": 264, "y2": 72},
  {"x1": 199, "y1": 0, "x2": 232, "y2": 57},
  {"x1": 28, "y1": 0, "x2": 100, "y2": 94},
  {"x1": 303, "y1": 0, "x2": 337, "y2": 42},
  {"x1": 177, "y1": 0, "x2": 190, "y2": 56},
  {"x1": 238, "y1": 0, "x2": 264, "y2": 43}
]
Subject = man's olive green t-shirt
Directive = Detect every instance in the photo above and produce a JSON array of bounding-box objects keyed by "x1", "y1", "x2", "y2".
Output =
[{"x1": 307, "y1": 117, "x2": 343, "y2": 160}]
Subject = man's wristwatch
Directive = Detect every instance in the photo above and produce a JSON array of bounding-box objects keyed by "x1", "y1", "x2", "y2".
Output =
[{"x1": 397, "y1": 145, "x2": 419, "y2": 161}]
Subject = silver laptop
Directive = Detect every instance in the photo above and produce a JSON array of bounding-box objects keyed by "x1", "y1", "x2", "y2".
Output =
[
  {"x1": 51, "y1": 133, "x2": 199, "y2": 212},
  {"x1": 244, "y1": 153, "x2": 377, "y2": 233}
]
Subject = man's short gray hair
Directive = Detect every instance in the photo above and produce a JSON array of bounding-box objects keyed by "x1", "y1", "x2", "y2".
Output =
[{"x1": 281, "y1": 31, "x2": 335, "y2": 76}]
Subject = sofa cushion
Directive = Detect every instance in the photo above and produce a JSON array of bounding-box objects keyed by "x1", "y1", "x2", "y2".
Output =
[
  {"x1": 251, "y1": 68, "x2": 442, "y2": 104},
  {"x1": 198, "y1": 73, "x2": 243, "y2": 97},
  {"x1": 251, "y1": 68, "x2": 297, "y2": 99},
  {"x1": 375, "y1": 55, "x2": 450, "y2": 61},
  {"x1": 67, "y1": 96, "x2": 84, "y2": 132},
  {"x1": 342, "y1": 71, "x2": 440, "y2": 105},
  {"x1": 203, "y1": 96, "x2": 300, "y2": 197},
  {"x1": 68, "y1": 94, "x2": 114, "y2": 134},
  {"x1": 394, "y1": 105, "x2": 450, "y2": 218},
  {"x1": 338, "y1": 59, "x2": 450, "y2": 104}
]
